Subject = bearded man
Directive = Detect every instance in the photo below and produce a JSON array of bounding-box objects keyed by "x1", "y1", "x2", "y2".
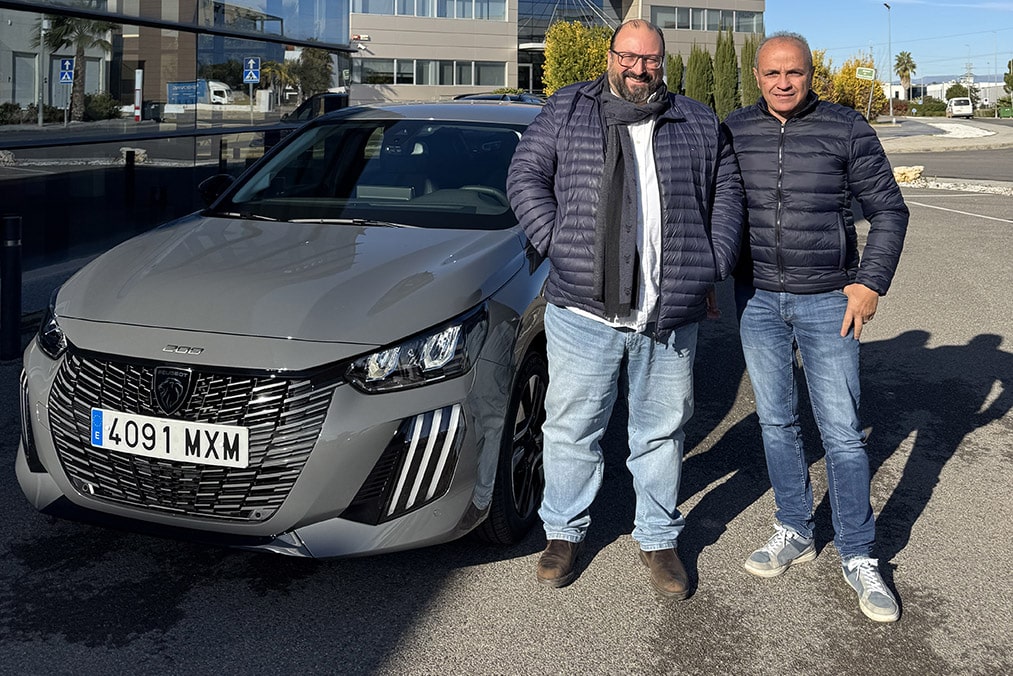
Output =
[{"x1": 506, "y1": 19, "x2": 744, "y2": 597}]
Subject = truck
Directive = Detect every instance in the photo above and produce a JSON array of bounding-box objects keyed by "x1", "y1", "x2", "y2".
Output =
[{"x1": 166, "y1": 79, "x2": 234, "y2": 105}]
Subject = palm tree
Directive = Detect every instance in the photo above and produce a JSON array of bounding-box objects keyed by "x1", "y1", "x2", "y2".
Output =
[
  {"x1": 261, "y1": 59, "x2": 299, "y2": 108},
  {"x1": 34, "y1": 15, "x2": 115, "y2": 122},
  {"x1": 895, "y1": 51, "x2": 917, "y2": 102}
]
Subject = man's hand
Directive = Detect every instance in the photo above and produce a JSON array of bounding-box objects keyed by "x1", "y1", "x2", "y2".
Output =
[
  {"x1": 841, "y1": 283, "x2": 880, "y2": 339},
  {"x1": 705, "y1": 287, "x2": 722, "y2": 320}
]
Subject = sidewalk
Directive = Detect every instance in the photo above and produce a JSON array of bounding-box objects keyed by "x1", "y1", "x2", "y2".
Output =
[{"x1": 875, "y1": 116, "x2": 1013, "y2": 153}]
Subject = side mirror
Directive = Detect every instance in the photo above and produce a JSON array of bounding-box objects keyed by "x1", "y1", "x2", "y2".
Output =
[{"x1": 198, "y1": 174, "x2": 236, "y2": 207}]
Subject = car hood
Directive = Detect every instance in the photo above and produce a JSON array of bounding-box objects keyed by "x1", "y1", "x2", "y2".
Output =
[{"x1": 58, "y1": 215, "x2": 526, "y2": 345}]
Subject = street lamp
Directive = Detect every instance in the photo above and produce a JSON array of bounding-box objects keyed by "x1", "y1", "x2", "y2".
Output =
[{"x1": 884, "y1": 3, "x2": 893, "y2": 121}]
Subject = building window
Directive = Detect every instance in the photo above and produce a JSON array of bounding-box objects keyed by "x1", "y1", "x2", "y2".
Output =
[
  {"x1": 436, "y1": 0, "x2": 453, "y2": 17},
  {"x1": 396, "y1": 60, "x2": 414, "y2": 84},
  {"x1": 475, "y1": 0, "x2": 505, "y2": 20},
  {"x1": 352, "y1": 0, "x2": 395, "y2": 14},
  {"x1": 651, "y1": 7, "x2": 677, "y2": 29},
  {"x1": 736, "y1": 11, "x2": 763, "y2": 34},
  {"x1": 690, "y1": 8, "x2": 705, "y2": 31},
  {"x1": 475, "y1": 61, "x2": 505, "y2": 86},
  {"x1": 651, "y1": 6, "x2": 765, "y2": 33},
  {"x1": 456, "y1": 62, "x2": 472, "y2": 85},
  {"x1": 396, "y1": 0, "x2": 414, "y2": 15},
  {"x1": 357, "y1": 58, "x2": 395, "y2": 84},
  {"x1": 456, "y1": 0, "x2": 473, "y2": 19}
]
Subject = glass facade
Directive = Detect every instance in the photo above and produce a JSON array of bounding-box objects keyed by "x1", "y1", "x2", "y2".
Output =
[
  {"x1": 353, "y1": 0, "x2": 506, "y2": 19},
  {"x1": 0, "y1": 0, "x2": 352, "y2": 275}
]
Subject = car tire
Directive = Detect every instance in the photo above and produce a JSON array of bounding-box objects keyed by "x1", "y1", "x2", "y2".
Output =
[{"x1": 475, "y1": 349, "x2": 547, "y2": 545}]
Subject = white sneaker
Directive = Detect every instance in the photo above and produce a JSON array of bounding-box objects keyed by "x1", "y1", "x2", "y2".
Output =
[{"x1": 843, "y1": 557, "x2": 900, "y2": 622}]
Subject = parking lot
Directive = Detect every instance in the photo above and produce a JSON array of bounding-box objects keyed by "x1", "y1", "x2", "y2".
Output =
[{"x1": 1, "y1": 113, "x2": 1011, "y2": 673}]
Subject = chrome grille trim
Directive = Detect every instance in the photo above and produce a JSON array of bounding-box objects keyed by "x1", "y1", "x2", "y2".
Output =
[{"x1": 47, "y1": 353, "x2": 338, "y2": 523}]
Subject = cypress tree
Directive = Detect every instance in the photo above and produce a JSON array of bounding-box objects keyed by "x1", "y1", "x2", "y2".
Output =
[
  {"x1": 740, "y1": 32, "x2": 761, "y2": 107},
  {"x1": 666, "y1": 53, "x2": 685, "y2": 95},
  {"x1": 713, "y1": 27, "x2": 738, "y2": 119},
  {"x1": 685, "y1": 43, "x2": 714, "y2": 109}
]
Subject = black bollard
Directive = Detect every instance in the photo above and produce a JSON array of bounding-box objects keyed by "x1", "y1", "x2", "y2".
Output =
[{"x1": 1, "y1": 215, "x2": 23, "y2": 360}]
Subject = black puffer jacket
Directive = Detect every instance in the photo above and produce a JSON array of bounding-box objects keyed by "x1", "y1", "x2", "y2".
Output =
[
  {"x1": 724, "y1": 92, "x2": 908, "y2": 295},
  {"x1": 507, "y1": 76, "x2": 745, "y2": 336}
]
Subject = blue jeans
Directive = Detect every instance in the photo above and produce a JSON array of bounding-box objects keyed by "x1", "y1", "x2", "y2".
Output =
[
  {"x1": 540, "y1": 303, "x2": 698, "y2": 551},
  {"x1": 735, "y1": 284, "x2": 874, "y2": 560}
]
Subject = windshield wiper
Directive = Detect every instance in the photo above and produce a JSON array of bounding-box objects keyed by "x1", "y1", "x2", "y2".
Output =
[
  {"x1": 216, "y1": 211, "x2": 279, "y2": 221},
  {"x1": 289, "y1": 218, "x2": 414, "y2": 228}
]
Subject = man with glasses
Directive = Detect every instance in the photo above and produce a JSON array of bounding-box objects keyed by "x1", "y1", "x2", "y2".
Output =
[{"x1": 507, "y1": 20, "x2": 744, "y2": 597}]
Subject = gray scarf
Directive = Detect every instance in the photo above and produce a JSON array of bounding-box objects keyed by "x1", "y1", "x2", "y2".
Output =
[{"x1": 594, "y1": 82, "x2": 669, "y2": 318}]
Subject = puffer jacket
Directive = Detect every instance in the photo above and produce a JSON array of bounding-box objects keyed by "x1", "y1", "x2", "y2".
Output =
[
  {"x1": 506, "y1": 75, "x2": 744, "y2": 336},
  {"x1": 724, "y1": 92, "x2": 908, "y2": 295}
]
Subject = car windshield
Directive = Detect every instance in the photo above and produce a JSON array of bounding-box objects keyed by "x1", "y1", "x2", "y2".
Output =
[{"x1": 217, "y1": 118, "x2": 524, "y2": 230}]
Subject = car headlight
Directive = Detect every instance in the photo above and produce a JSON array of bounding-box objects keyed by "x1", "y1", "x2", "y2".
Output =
[
  {"x1": 346, "y1": 306, "x2": 488, "y2": 393},
  {"x1": 37, "y1": 292, "x2": 67, "y2": 360}
]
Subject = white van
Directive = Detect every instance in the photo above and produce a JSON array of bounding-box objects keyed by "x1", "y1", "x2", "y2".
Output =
[{"x1": 945, "y1": 97, "x2": 973, "y2": 119}]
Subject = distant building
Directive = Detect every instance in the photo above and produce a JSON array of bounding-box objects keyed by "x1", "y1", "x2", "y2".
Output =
[{"x1": 348, "y1": 1, "x2": 766, "y2": 102}]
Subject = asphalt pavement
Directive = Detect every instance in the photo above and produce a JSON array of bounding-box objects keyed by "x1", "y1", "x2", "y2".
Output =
[{"x1": 0, "y1": 117, "x2": 1011, "y2": 675}]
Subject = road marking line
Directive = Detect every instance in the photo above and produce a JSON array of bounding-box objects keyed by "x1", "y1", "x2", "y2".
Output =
[{"x1": 906, "y1": 200, "x2": 1013, "y2": 224}]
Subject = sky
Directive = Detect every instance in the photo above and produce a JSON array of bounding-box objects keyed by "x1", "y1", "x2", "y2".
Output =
[{"x1": 763, "y1": 0, "x2": 1013, "y2": 83}]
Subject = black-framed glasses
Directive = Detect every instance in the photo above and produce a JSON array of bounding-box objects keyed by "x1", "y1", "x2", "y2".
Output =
[{"x1": 609, "y1": 49, "x2": 664, "y2": 69}]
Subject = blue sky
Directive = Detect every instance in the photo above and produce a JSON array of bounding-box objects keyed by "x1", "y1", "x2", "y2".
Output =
[{"x1": 763, "y1": 0, "x2": 1013, "y2": 83}]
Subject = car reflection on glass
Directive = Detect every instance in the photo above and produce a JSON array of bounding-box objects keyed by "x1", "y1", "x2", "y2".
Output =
[{"x1": 18, "y1": 103, "x2": 548, "y2": 558}]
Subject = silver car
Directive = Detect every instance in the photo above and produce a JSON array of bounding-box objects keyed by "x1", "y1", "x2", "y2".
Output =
[{"x1": 18, "y1": 103, "x2": 548, "y2": 557}]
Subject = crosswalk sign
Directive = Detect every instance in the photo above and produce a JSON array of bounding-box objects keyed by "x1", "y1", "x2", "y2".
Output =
[
  {"x1": 243, "y1": 57, "x2": 261, "y2": 84},
  {"x1": 59, "y1": 58, "x2": 74, "y2": 84}
]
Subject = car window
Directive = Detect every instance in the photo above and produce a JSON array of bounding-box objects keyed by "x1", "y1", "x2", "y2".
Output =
[{"x1": 222, "y1": 119, "x2": 524, "y2": 230}]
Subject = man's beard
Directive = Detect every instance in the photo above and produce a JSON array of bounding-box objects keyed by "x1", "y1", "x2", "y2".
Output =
[{"x1": 608, "y1": 68, "x2": 662, "y2": 104}]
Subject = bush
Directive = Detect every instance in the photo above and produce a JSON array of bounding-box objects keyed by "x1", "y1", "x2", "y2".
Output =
[
  {"x1": 84, "y1": 92, "x2": 123, "y2": 121},
  {"x1": 0, "y1": 102, "x2": 21, "y2": 125},
  {"x1": 908, "y1": 96, "x2": 946, "y2": 117}
]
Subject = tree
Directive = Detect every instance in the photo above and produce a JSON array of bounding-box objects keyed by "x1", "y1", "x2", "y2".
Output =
[
  {"x1": 1005, "y1": 59, "x2": 1013, "y2": 96},
  {"x1": 894, "y1": 51, "x2": 916, "y2": 101},
  {"x1": 542, "y1": 21, "x2": 611, "y2": 96},
  {"x1": 666, "y1": 53, "x2": 685, "y2": 95},
  {"x1": 832, "y1": 54, "x2": 888, "y2": 120},
  {"x1": 713, "y1": 28, "x2": 738, "y2": 119},
  {"x1": 261, "y1": 59, "x2": 299, "y2": 106},
  {"x1": 945, "y1": 82, "x2": 981, "y2": 107},
  {"x1": 685, "y1": 43, "x2": 714, "y2": 109},
  {"x1": 199, "y1": 60, "x2": 243, "y2": 91},
  {"x1": 293, "y1": 47, "x2": 334, "y2": 97},
  {"x1": 811, "y1": 49, "x2": 835, "y2": 102},
  {"x1": 739, "y1": 32, "x2": 761, "y2": 107},
  {"x1": 34, "y1": 15, "x2": 115, "y2": 122}
]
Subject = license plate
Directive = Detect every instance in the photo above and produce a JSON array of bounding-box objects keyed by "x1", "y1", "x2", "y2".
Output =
[{"x1": 90, "y1": 408, "x2": 249, "y2": 468}]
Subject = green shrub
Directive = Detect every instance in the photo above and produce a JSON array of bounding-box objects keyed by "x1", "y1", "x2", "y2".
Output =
[
  {"x1": 0, "y1": 102, "x2": 21, "y2": 125},
  {"x1": 84, "y1": 92, "x2": 123, "y2": 121}
]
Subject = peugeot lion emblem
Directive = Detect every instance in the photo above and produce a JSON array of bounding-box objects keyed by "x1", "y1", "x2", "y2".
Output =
[{"x1": 153, "y1": 366, "x2": 193, "y2": 415}]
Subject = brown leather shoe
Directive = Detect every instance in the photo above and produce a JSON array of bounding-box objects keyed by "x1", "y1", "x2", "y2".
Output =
[
  {"x1": 639, "y1": 548, "x2": 691, "y2": 599},
  {"x1": 536, "y1": 540, "x2": 582, "y2": 588}
]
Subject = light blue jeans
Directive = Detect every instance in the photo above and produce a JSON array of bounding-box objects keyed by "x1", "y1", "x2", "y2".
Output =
[
  {"x1": 540, "y1": 303, "x2": 698, "y2": 551},
  {"x1": 735, "y1": 284, "x2": 875, "y2": 560}
]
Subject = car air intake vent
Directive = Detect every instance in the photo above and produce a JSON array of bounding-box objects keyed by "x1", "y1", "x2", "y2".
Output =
[
  {"x1": 342, "y1": 404, "x2": 464, "y2": 525},
  {"x1": 47, "y1": 353, "x2": 338, "y2": 522}
]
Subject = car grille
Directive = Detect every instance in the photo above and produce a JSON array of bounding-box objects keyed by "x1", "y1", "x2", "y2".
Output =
[{"x1": 47, "y1": 353, "x2": 338, "y2": 523}]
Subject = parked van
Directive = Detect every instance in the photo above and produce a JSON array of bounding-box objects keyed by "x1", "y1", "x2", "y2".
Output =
[{"x1": 945, "y1": 97, "x2": 973, "y2": 119}]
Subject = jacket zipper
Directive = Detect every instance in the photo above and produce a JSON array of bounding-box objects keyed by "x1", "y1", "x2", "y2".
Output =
[{"x1": 775, "y1": 122, "x2": 786, "y2": 290}]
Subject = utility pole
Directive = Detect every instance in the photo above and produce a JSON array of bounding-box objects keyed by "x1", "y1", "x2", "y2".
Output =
[{"x1": 884, "y1": 3, "x2": 894, "y2": 122}]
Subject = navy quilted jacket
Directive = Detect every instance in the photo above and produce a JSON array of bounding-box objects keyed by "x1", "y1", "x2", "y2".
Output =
[
  {"x1": 506, "y1": 76, "x2": 745, "y2": 336},
  {"x1": 723, "y1": 93, "x2": 908, "y2": 295}
]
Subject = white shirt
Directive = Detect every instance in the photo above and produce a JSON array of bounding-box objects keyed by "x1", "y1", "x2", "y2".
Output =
[{"x1": 570, "y1": 115, "x2": 662, "y2": 332}]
